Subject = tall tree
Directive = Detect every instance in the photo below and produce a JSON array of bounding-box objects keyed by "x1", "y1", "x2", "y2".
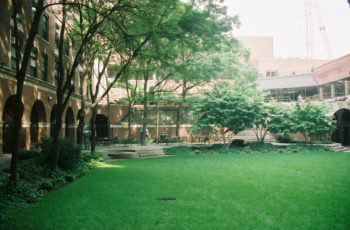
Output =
[{"x1": 50, "y1": 0, "x2": 123, "y2": 169}]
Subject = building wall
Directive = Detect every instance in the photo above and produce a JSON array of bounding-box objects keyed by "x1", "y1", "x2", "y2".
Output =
[
  {"x1": 255, "y1": 58, "x2": 329, "y2": 77},
  {"x1": 238, "y1": 36, "x2": 330, "y2": 78},
  {"x1": 238, "y1": 37, "x2": 274, "y2": 59},
  {"x1": 313, "y1": 54, "x2": 350, "y2": 85},
  {"x1": 0, "y1": 2, "x2": 93, "y2": 156},
  {"x1": 0, "y1": 66, "x2": 90, "y2": 155}
]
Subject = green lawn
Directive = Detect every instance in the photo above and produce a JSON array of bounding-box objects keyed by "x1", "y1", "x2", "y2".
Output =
[{"x1": 10, "y1": 152, "x2": 350, "y2": 230}]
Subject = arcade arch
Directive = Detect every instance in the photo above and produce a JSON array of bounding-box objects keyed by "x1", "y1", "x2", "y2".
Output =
[
  {"x1": 65, "y1": 107, "x2": 75, "y2": 140},
  {"x1": 96, "y1": 114, "x2": 109, "y2": 138},
  {"x1": 30, "y1": 100, "x2": 46, "y2": 145},
  {"x1": 2, "y1": 96, "x2": 17, "y2": 153},
  {"x1": 332, "y1": 109, "x2": 350, "y2": 145}
]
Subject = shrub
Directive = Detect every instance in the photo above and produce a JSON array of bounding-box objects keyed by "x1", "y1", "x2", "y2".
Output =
[
  {"x1": 231, "y1": 139, "x2": 245, "y2": 147},
  {"x1": 286, "y1": 144, "x2": 331, "y2": 152},
  {"x1": 18, "y1": 150, "x2": 40, "y2": 161},
  {"x1": 39, "y1": 181, "x2": 54, "y2": 191},
  {"x1": 163, "y1": 146, "x2": 192, "y2": 155},
  {"x1": 193, "y1": 150, "x2": 201, "y2": 155},
  {"x1": 81, "y1": 152, "x2": 105, "y2": 163},
  {"x1": 40, "y1": 138, "x2": 81, "y2": 170},
  {"x1": 247, "y1": 142, "x2": 277, "y2": 153},
  {"x1": 210, "y1": 144, "x2": 226, "y2": 150},
  {"x1": 277, "y1": 134, "x2": 293, "y2": 143}
]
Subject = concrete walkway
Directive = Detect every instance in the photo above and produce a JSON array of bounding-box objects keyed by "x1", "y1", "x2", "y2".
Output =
[{"x1": 0, "y1": 154, "x2": 11, "y2": 172}]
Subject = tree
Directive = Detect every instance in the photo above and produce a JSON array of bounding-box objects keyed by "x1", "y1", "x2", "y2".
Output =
[
  {"x1": 73, "y1": 0, "x2": 156, "y2": 149},
  {"x1": 192, "y1": 83, "x2": 256, "y2": 147},
  {"x1": 8, "y1": 0, "x2": 79, "y2": 183},
  {"x1": 251, "y1": 100, "x2": 294, "y2": 143},
  {"x1": 291, "y1": 102, "x2": 335, "y2": 141}
]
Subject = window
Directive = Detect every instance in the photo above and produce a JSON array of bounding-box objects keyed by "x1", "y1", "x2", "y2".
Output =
[
  {"x1": 55, "y1": 24, "x2": 60, "y2": 48},
  {"x1": 42, "y1": 14, "x2": 49, "y2": 41},
  {"x1": 266, "y1": 71, "x2": 276, "y2": 78},
  {"x1": 321, "y1": 83, "x2": 331, "y2": 99},
  {"x1": 31, "y1": 1, "x2": 36, "y2": 22},
  {"x1": 10, "y1": 33, "x2": 22, "y2": 70},
  {"x1": 334, "y1": 80, "x2": 345, "y2": 97},
  {"x1": 41, "y1": 54, "x2": 48, "y2": 81},
  {"x1": 30, "y1": 48, "x2": 38, "y2": 77}
]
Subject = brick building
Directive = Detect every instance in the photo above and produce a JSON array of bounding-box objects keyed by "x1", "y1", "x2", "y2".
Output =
[
  {"x1": 0, "y1": 1, "x2": 93, "y2": 156},
  {"x1": 238, "y1": 37, "x2": 330, "y2": 77}
]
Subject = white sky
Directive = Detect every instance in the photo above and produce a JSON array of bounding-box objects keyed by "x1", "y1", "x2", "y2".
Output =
[{"x1": 225, "y1": 0, "x2": 350, "y2": 59}]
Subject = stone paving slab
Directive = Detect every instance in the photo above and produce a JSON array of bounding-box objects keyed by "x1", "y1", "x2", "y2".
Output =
[{"x1": 0, "y1": 154, "x2": 11, "y2": 172}]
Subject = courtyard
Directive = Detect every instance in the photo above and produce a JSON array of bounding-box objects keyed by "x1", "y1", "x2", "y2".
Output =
[{"x1": 7, "y1": 150, "x2": 350, "y2": 230}]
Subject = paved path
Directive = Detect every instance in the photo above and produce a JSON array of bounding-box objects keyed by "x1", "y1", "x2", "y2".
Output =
[{"x1": 0, "y1": 154, "x2": 11, "y2": 172}]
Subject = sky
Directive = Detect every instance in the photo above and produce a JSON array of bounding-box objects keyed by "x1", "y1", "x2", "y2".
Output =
[{"x1": 225, "y1": 0, "x2": 350, "y2": 60}]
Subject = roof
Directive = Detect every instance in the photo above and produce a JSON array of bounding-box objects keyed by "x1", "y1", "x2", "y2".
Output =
[{"x1": 256, "y1": 74, "x2": 318, "y2": 90}]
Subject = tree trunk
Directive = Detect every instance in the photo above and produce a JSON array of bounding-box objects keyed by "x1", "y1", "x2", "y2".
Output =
[
  {"x1": 9, "y1": 93, "x2": 24, "y2": 185},
  {"x1": 156, "y1": 94, "x2": 160, "y2": 142},
  {"x1": 90, "y1": 107, "x2": 97, "y2": 153},
  {"x1": 175, "y1": 107, "x2": 181, "y2": 137},
  {"x1": 128, "y1": 102, "x2": 132, "y2": 141},
  {"x1": 141, "y1": 72, "x2": 149, "y2": 146},
  {"x1": 107, "y1": 92, "x2": 110, "y2": 140},
  {"x1": 176, "y1": 84, "x2": 187, "y2": 137},
  {"x1": 77, "y1": 112, "x2": 85, "y2": 145},
  {"x1": 9, "y1": 0, "x2": 44, "y2": 185},
  {"x1": 221, "y1": 126, "x2": 226, "y2": 146},
  {"x1": 51, "y1": 1, "x2": 66, "y2": 170},
  {"x1": 51, "y1": 104, "x2": 63, "y2": 170}
]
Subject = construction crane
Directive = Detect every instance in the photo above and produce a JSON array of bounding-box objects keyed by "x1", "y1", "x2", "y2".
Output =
[{"x1": 304, "y1": 0, "x2": 332, "y2": 59}]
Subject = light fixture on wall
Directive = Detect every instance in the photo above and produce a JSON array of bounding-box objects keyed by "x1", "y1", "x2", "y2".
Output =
[{"x1": 48, "y1": 96, "x2": 53, "y2": 101}]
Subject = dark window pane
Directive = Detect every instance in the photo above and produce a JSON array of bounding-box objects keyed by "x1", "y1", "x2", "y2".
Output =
[{"x1": 42, "y1": 14, "x2": 49, "y2": 41}]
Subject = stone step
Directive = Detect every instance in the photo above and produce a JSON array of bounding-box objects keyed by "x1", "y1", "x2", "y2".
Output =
[
  {"x1": 333, "y1": 147, "x2": 350, "y2": 152},
  {"x1": 105, "y1": 147, "x2": 165, "y2": 159}
]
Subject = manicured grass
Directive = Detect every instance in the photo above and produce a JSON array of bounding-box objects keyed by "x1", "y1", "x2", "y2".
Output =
[{"x1": 10, "y1": 152, "x2": 350, "y2": 230}]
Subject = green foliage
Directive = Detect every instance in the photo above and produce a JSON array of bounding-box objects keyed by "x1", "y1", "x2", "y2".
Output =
[
  {"x1": 285, "y1": 144, "x2": 331, "y2": 152},
  {"x1": 18, "y1": 150, "x2": 40, "y2": 161},
  {"x1": 277, "y1": 134, "x2": 293, "y2": 143},
  {"x1": 267, "y1": 102, "x2": 294, "y2": 134},
  {"x1": 81, "y1": 152, "x2": 105, "y2": 163},
  {"x1": 246, "y1": 142, "x2": 277, "y2": 153},
  {"x1": 40, "y1": 138, "x2": 81, "y2": 170},
  {"x1": 192, "y1": 83, "x2": 260, "y2": 146},
  {"x1": 1, "y1": 145, "x2": 103, "y2": 228},
  {"x1": 291, "y1": 103, "x2": 335, "y2": 141},
  {"x1": 231, "y1": 139, "x2": 245, "y2": 147},
  {"x1": 163, "y1": 146, "x2": 192, "y2": 155}
]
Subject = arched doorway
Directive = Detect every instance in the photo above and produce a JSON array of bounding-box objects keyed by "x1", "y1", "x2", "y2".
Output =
[
  {"x1": 96, "y1": 114, "x2": 108, "y2": 139},
  {"x1": 2, "y1": 96, "x2": 16, "y2": 153},
  {"x1": 30, "y1": 100, "x2": 46, "y2": 146},
  {"x1": 65, "y1": 107, "x2": 75, "y2": 140},
  {"x1": 332, "y1": 109, "x2": 350, "y2": 145},
  {"x1": 50, "y1": 104, "x2": 59, "y2": 137}
]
